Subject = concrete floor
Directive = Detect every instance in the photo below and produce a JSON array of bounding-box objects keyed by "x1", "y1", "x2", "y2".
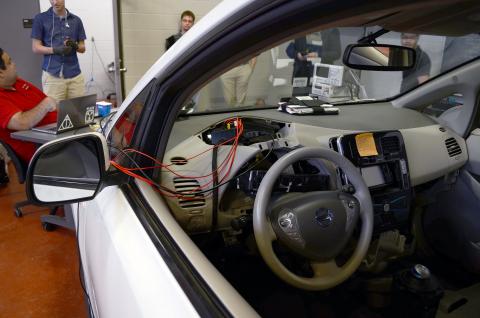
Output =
[{"x1": 0, "y1": 163, "x2": 87, "y2": 317}]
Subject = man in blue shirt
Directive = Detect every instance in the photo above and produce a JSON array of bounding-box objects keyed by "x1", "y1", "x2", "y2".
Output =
[{"x1": 31, "y1": 0, "x2": 86, "y2": 101}]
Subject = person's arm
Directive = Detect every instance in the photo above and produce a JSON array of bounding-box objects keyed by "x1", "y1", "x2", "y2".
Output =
[
  {"x1": 295, "y1": 37, "x2": 308, "y2": 61},
  {"x1": 76, "y1": 40, "x2": 86, "y2": 53},
  {"x1": 32, "y1": 39, "x2": 54, "y2": 55},
  {"x1": 33, "y1": 38, "x2": 72, "y2": 56},
  {"x1": 30, "y1": 15, "x2": 52, "y2": 55},
  {"x1": 7, "y1": 97, "x2": 57, "y2": 131},
  {"x1": 76, "y1": 19, "x2": 87, "y2": 54},
  {"x1": 285, "y1": 42, "x2": 295, "y2": 59}
]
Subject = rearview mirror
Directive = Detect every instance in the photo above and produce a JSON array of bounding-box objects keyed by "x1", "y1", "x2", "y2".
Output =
[
  {"x1": 26, "y1": 132, "x2": 109, "y2": 205},
  {"x1": 343, "y1": 44, "x2": 416, "y2": 71}
]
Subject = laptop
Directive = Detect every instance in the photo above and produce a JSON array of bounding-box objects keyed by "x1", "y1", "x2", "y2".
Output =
[{"x1": 32, "y1": 94, "x2": 97, "y2": 135}]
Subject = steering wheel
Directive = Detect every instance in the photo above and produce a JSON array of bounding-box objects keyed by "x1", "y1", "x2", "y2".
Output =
[{"x1": 253, "y1": 147, "x2": 373, "y2": 290}]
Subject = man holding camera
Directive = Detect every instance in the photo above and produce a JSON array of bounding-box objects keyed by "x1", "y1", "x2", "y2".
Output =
[{"x1": 31, "y1": 0, "x2": 86, "y2": 101}]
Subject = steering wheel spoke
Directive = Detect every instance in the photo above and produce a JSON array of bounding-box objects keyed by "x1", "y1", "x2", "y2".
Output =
[
  {"x1": 311, "y1": 260, "x2": 341, "y2": 277},
  {"x1": 266, "y1": 221, "x2": 278, "y2": 241}
]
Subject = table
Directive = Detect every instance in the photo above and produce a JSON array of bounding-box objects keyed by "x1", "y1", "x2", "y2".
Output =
[{"x1": 10, "y1": 122, "x2": 100, "y2": 144}]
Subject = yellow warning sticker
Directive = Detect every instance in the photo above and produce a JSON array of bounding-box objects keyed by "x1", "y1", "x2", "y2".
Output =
[{"x1": 355, "y1": 133, "x2": 378, "y2": 157}]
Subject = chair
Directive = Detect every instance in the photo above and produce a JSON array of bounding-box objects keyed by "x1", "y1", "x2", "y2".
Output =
[{"x1": 0, "y1": 140, "x2": 70, "y2": 231}]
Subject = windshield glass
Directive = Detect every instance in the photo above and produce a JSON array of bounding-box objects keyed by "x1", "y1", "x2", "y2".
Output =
[{"x1": 184, "y1": 26, "x2": 480, "y2": 114}]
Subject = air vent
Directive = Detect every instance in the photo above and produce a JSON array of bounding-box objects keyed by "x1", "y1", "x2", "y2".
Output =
[
  {"x1": 173, "y1": 178, "x2": 205, "y2": 209},
  {"x1": 381, "y1": 136, "x2": 400, "y2": 154},
  {"x1": 445, "y1": 138, "x2": 462, "y2": 157},
  {"x1": 170, "y1": 156, "x2": 188, "y2": 165}
]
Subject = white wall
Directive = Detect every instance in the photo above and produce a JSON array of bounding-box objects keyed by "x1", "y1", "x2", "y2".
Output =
[
  {"x1": 39, "y1": 0, "x2": 116, "y2": 99},
  {"x1": 120, "y1": 0, "x2": 221, "y2": 93}
]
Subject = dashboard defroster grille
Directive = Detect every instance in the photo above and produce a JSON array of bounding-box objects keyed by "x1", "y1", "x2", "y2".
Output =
[
  {"x1": 173, "y1": 178, "x2": 206, "y2": 209},
  {"x1": 381, "y1": 136, "x2": 400, "y2": 154},
  {"x1": 445, "y1": 137, "x2": 462, "y2": 157}
]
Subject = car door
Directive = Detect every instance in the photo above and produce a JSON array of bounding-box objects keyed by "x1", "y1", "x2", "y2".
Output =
[
  {"x1": 77, "y1": 186, "x2": 199, "y2": 317},
  {"x1": 76, "y1": 74, "x2": 250, "y2": 317},
  {"x1": 76, "y1": 81, "x2": 201, "y2": 317}
]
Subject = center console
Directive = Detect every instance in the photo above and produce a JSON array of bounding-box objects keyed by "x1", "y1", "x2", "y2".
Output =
[{"x1": 330, "y1": 131, "x2": 412, "y2": 234}]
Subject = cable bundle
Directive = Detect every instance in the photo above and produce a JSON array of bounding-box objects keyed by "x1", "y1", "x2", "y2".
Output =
[{"x1": 110, "y1": 118, "x2": 245, "y2": 200}]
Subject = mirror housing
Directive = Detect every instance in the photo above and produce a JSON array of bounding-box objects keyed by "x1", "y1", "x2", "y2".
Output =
[
  {"x1": 26, "y1": 132, "x2": 110, "y2": 205},
  {"x1": 343, "y1": 44, "x2": 416, "y2": 71}
]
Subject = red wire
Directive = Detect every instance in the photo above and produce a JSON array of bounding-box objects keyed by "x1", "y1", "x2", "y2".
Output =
[
  {"x1": 117, "y1": 118, "x2": 243, "y2": 182},
  {"x1": 121, "y1": 123, "x2": 240, "y2": 171},
  {"x1": 111, "y1": 117, "x2": 244, "y2": 200}
]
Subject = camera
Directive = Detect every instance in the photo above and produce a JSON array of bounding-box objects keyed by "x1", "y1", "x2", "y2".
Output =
[{"x1": 64, "y1": 38, "x2": 78, "y2": 51}]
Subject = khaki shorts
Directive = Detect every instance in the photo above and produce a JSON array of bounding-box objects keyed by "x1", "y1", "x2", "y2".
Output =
[{"x1": 42, "y1": 71, "x2": 85, "y2": 101}]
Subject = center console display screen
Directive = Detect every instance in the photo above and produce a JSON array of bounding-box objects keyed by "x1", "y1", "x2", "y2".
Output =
[{"x1": 361, "y1": 165, "x2": 386, "y2": 187}]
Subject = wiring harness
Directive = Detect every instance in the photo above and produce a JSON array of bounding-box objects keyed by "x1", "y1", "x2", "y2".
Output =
[{"x1": 110, "y1": 117, "x2": 275, "y2": 200}]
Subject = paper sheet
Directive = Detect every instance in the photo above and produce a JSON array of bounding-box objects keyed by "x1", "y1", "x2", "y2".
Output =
[{"x1": 355, "y1": 133, "x2": 378, "y2": 157}]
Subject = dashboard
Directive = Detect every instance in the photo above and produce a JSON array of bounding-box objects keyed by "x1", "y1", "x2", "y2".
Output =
[
  {"x1": 330, "y1": 131, "x2": 411, "y2": 233},
  {"x1": 161, "y1": 107, "x2": 467, "y2": 235}
]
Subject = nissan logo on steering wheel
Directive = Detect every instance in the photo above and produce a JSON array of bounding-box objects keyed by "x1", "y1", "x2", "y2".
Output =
[{"x1": 315, "y1": 208, "x2": 334, "y2": 228}]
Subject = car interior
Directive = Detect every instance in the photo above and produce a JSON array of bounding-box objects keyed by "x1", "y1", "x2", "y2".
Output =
[
  {"x1": 115, "y1": 3, "x2": 480, "y2": 316},
  {"x1": 28, "y1": 1, "x2": 471, "y2": 317}
]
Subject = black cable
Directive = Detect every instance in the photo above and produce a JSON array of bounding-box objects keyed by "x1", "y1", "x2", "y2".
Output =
[
  {"x1": 76, "y1": 203, "x2": 94, "y2": 317},
  {"x1": 110, "y1": 146, "x2": 178, "y2": 195},
  {"x1": 91, "y1": 39, "x2": 115, "y2": 84},
  {"x1": 211, "y1": 146, "x2": 219, "y2": 230},
  {"x1": 99, "y1": 110, "x2": 117, "y2": 137}
]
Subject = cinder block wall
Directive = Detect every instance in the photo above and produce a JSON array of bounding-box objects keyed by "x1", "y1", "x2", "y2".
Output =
[{"x1": 121, "y1": 0, "x2": 220, "y2": 93}]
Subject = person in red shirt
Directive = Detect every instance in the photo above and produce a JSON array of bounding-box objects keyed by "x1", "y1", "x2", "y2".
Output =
[{"x1": 0, "y1": 48, "x2": 57, "y2": 163}]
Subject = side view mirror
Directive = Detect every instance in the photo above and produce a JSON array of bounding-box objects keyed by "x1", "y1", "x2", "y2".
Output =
[
  {"x1": 343, "y1": 44, "x2": 416, "y2": 71},
  {"x1": 26, "y1": 132, "x2": 110, "y2": 205}
]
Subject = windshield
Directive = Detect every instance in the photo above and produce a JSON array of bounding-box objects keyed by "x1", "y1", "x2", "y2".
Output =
[{"x1": 183, "y1": 26, "x2": 480, "y2": 114}]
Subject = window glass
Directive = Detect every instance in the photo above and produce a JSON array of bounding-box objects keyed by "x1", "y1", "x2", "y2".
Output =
[
  {"x1": 181, "y1": 27, "x2": 480, "y2": 114},
  {"x1": 109, "y1": 80, "x2": 154, "y2": 156},
  {"x1": 423, "y1": 93, "x2": 463, "y2": 118}
]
